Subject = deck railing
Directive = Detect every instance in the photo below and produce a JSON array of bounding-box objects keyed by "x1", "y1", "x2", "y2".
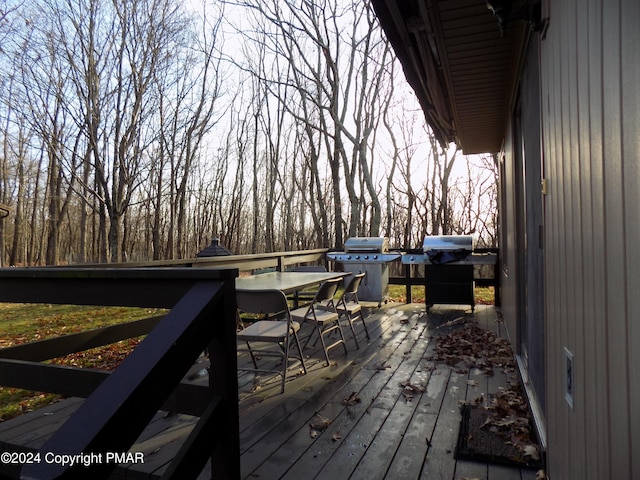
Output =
[
  {"x1": 0, "y1": 267, "x2": 239, "y2": 480},
  {"x1": 70, "y1": 246, "x2": 499, "y2": 305},
  {"x1": 66, "y1": 248, "x2": 330, "y2": 273}
]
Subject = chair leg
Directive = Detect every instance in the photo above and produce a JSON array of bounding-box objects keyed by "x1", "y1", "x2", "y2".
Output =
[
  {"x1": 342, "y1": 312, "x2": 360, "y2": 349},
  {"x1": 359, "y1": 310, "x2": 370, "y2": 340},
  {"x1": 246, "y1": 341, "x2": 259, "y2": 369},
  {"x1": 280, "y1": 337, "x2": 290, "y2": 393},
  {"x1": 323, "y1": 319, "x2": 348, "y2": 356},
  {"x1": 292, "y1": 330, "x2": 307, "y2": 375},
  {"x1": 335, "y1": 319, "x2": 348, "y2": 355},
  {"x1": 303, "y1": 324, "x2": 318, "y2": 350},
  {"x1": 316, "y1": 323, "x2": 332, "y2": 366}
]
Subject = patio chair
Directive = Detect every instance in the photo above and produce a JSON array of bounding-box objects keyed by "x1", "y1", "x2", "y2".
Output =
[
  {"x1": 335, "y1": 272, "x2": 369, "y2": 349},
  {"x1": 290, "y1": 277, "x2": 347, "y2": 366},
  {"x1": 236, "y1": 289, "x2": 307, "y2": 393},
  {"x1": 289, "y1": 265, "x2": 328, "y2": 307}
]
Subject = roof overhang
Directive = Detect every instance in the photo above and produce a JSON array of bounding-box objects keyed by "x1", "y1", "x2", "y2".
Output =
[{"x1": 372, "y1": 0, "x2": 528, "y2": 154}]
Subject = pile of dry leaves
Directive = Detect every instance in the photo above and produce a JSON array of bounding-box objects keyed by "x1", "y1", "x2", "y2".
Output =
[
  {"x1": 50, "y1": 338, "x2": 142, "y2": 371},
  {"x1": 473, "y1": 382, "x2": 541, "y2": 462},
  {"x1": 427, "y1": 320, "x2": 515, "y2": 375}
]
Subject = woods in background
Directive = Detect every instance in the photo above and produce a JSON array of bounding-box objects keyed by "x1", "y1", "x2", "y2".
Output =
[{"x1": 0, "y1": 0, "x2": 497, "y2": 266}]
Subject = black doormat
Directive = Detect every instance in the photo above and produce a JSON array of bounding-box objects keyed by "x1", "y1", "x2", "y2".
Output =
[{"x1": 455, "y1": 404, "x2": 543, "y2": 470}]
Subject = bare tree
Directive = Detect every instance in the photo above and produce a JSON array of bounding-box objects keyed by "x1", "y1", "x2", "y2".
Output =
[
  {"x1": 157, "y1": 7, "x2": 224, "y2": 259},
  {"x1": 424, "y1": 130, "x2": 459, "y2": 236},
  {"x1": 14, "y1": 10, "x2": 82, "y2": 265},
  {"x1": 229, "y1": 0, "x2": 393, "y2": 248},
  {"x1": 0, "y1": 0, "x2": 500, "y2": 264}
]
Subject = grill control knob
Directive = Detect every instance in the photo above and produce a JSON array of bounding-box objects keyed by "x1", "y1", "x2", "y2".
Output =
[
  {"x1": 373, "y1": 255, "x2": 378, "y2": 260},
  {"x1": 346, "y1": 255, "x2": 351, "y2": 260},
  {"x1": 355, "y1": 255, "x2": 360, "y2": 260},
  {"x1": 364, "y1": 255, "x2": 369, "y2": 260}
]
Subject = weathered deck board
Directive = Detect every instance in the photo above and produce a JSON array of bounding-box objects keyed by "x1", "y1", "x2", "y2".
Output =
[
  {"x1": 280, "y1": 312, "x2": 431, "y2": 480},
  {"x1": 0, "y1": 303, "x2": 541, "y2": 480}
]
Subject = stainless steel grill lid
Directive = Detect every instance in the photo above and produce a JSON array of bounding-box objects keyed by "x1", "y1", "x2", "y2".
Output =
[
  {"x1": 327, "y1": 237, "x2": 400, "y2": 263},
  {"x1": 344, "y1": 236, "x2": 389, "y2": 253},
  {"x1": 422, "y1": 235, "x2": 473, "y2": 252}
]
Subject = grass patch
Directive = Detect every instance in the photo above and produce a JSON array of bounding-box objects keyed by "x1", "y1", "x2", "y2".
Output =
[
  {"x1": 387, "y1": 285, "x2": 495, "y2": 305},
  {"x1": 0, "y1": 303, "x2": 165, "y2": 421}
]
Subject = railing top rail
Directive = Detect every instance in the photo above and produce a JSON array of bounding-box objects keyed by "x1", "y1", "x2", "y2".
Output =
[
  {"x1": 0, "y1": 266, "x2": 238, "y2": 279},
  {"x1": 0, "y1": 267, "x2": 238, "y2": 308},
  {"x1": 39, "y1": 248, "x2": 330, "y2": 271}
]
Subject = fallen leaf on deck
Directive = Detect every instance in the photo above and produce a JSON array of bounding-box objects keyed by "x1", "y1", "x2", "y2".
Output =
[
  {"x1": 523, "y1": 444, "x2": 541, "y2": 460},
  {"x1": 436, "y1": 316, "x2": 467, "y2": 330},
  {"x1": 331, "y1": 431, "x2": 341, "y2": 442},
  {"x1": 535, "y1": 470, "x2": 548, "y2": 480},
  {"x1": 402, "y1": 391, "x2": 414, "y2": 401},
  {"x1": 422, "y1": 363, "x2": 436, "y2": 372},
  {"x1": 400, "y1": 380, "x2": 425, "y2": 401},
  {"x1": 342, "y1": 391, "x2": 361, "y2": 406},
  {"x1": 310, "y1": 414, "x2": 331, "y2": 430},
  {"x1": 309, "y1": 414, "x2": 331, "y2": 438}
]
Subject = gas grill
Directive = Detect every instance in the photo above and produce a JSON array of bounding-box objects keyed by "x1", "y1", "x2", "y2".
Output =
[
  {"x1": 327, "y1": 237, "x2": 401, "y2": 305},
  {"x1": 402, "y1": 235, "x2": 494, "y2": 312}
]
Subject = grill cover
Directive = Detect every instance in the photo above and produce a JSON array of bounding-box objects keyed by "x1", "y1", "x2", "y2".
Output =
[{"x1": 344, "y1": 237, "x2": 389, "y2": 253}]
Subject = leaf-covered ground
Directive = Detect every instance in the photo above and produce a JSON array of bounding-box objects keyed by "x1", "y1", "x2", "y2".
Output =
[{"x1": 0, "y1": 304, "x2": 164, "y2": 421}]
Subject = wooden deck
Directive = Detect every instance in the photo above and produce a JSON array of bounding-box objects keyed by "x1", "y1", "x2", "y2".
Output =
[{"x1": 0, "y1": 303, "x2": 539, "y2": 480}]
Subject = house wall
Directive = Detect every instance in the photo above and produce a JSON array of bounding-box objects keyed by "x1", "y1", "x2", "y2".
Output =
[
  {"x1": 540, "y1": 0, "x2": 640, "y2": 478},
  {"x1": 499, "y1": 125, "x2": 518, "y2": 350}
]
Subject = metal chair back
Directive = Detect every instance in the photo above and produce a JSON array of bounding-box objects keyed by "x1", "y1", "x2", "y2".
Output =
[
  {"x1": 314, "y1": 278, "x2": 341, "y2": 303},
  {"x1": 344, "y1": 272, "x2": 366, "y2": 297},
  {"x1": 237, "y1": 289, "x2": 289, "y2": 317}
]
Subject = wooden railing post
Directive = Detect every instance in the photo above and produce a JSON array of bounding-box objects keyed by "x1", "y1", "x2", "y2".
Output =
[
  {"x1": 405, "y1": 264, "x2": 412, "y2": 303},
  {"x1": 207, "y1": 279, "x2": 240, "y2": 479}
]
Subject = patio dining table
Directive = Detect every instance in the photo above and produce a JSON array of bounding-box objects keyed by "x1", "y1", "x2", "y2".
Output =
[{"x1": 235, "y1": 271, "x2": 350, "y2": 297}]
